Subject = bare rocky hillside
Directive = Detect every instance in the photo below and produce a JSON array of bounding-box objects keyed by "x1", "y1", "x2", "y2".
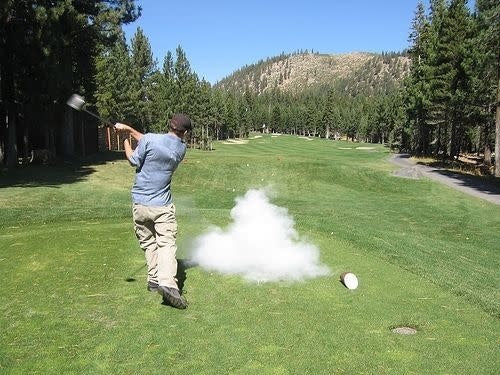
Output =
[{"x1": 216, "y1": 51, "x2": 410, "y2": 96}]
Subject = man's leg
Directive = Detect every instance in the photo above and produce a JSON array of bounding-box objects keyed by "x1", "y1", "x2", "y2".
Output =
[
  {"x1": 152, "y1": 204, "x2": 186, "y2": 309},
  {"x1": 132, "y1": 204, "x2": 159, "y2": 286},
  {"x1": 153, "y1": 203, "x2": 179, "y2": 289}
]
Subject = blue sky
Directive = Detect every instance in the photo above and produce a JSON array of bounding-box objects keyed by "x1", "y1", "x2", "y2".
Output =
[{"x1": 123, "y1": 0, "x2": 475, "y2": 84}]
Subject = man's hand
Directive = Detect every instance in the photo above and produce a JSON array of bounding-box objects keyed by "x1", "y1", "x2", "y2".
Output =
[
  {"x1": 114, "y1": 122, "x2": 143, "y2": 142},
  {"x1": 114, "y1": 123, "x2": 131, "y2": 132}
]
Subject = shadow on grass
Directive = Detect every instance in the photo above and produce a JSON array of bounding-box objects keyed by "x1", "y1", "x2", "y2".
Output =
[
  {"x1": 176, "y1": 258, "x2": 197, "y2": 294},
  {"x1": 0, "y1": 151, "x2": 124, "y2": 189},
  {"x1": 123, "y1": 259, "x2": 195, "y2": 295}
]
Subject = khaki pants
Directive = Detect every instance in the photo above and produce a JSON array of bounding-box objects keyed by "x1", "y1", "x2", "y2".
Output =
[{"x1": 132, "y1": 203, "x2": 179, "y2": 289}]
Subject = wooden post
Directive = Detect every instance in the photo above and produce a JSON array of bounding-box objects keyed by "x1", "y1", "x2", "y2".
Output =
[
  {"x1": 107, "y1": 127, "x2": 111, "y2": 151},
  {"x1": 117, "y1": 131, "x2": 120, "y2": 151}
]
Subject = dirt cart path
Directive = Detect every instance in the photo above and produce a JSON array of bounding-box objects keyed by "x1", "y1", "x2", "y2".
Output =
[{"x1": 389, "y1": 154, "x2": 500, "y2": 206}]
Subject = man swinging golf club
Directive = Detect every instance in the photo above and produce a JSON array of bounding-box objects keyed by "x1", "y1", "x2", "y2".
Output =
[{"x1": 114, "y1": 114, "x2": 192, "y2": 309}]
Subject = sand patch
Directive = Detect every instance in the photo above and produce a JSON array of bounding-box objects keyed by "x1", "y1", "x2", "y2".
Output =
[
  {"x1": 252, "y1": 135, "x2": 263, "y2": 139},
  {"x1": 339, "y1": 147, "x2": 352, "y2": 150},
  {"x1": 392, "y1": 167, "x2": 423, "y2": 179},
  {"x1": 356, "y1": 147, "x2": 375, "y2": 150},
  {"x1": 298, "y1": 136, "x2": 313, "y2": 141},
  {"x1": 222, "y1": 139, "x2": 249, "y2": 145}
]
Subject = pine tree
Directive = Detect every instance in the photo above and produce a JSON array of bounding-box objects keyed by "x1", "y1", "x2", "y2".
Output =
[
  {"x1": 156, "y1": 51, "x2": 176, "y2": 129},
  {"x1": 0, "y1": 1, "x2": 140, "y2": 164},
  {"x1": 194, "y1": 79, "x2": 213, "y2": 149},
  {"x1": 406, "y1": 1, "x2": 432, "y2": 154},
  {"x1": 323, "y1": 89, "x2": 337, "y2": 139},
  {"x1": 271, "y1": 105, "x2": 281, "y2": 134},
  {"x1": 224, "y1": 94, "x2": 238, "y2": 138},
  {"x1": 130, "y1": 27, "x2": 156, "y2": 132},
  {"x1": 95, "y1": 36, "x2": 135, "y2": 123},
  {"x1": 444, "y1": 0, "x2": 472, "y2": 158},
  {"x1": 174, "y1": 45, "x2": 198, "y2": 116},
  {"x1": 211, "y1": 89, "x2": 226, "y2": 140},
  {"x1": 467, "y1": 0, "x2": 499, "y2": 172},
  {"x1": 427, "y1": 0, "x2": 454, "y2": 156}
]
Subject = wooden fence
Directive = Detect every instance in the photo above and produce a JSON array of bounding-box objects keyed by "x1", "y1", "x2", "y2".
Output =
[{"x1": 98, "y1": 126, "x2": 138, "y2": 152}]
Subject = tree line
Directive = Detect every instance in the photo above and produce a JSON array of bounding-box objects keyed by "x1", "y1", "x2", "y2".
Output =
[
  {"x1": 95, "y1": 30, "x2": 407, "y2": 150},
  {"x1": 403, "y1": 0, "x2": 499, "y2": 174},
  {"x1": 1, "y1": 0, "x2": 498, "y2": 176},
  {"x1": 219, "y1": 0, "x2": 498, "y2": 175},
  {"x1": 0, "y1": 0, "x2": 141, "y2": 166},
  {"x1": 99, "y1": 0, "x2": 497, "y2": 175}
]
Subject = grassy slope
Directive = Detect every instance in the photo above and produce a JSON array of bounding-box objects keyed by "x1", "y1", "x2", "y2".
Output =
[{"x1": 0, "y1": 135, "x2": 498, "y2": 374}]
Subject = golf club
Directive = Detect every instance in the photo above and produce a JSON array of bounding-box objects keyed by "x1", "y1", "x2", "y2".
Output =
[{"x1": 66, "y1": 94, "x2": 114, "y2": 127}]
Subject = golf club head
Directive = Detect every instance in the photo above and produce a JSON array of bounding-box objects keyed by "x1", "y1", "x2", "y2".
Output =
[
  {"x1": 67, "y1": 93, "x2": 114, "y2": 127},
  {"x1": 66, "y1": 94, "x2": 86, "y2": 111}
]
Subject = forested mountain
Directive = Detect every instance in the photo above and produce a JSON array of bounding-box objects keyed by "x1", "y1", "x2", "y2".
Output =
[{"x1": 216, "y1": 51, "x2": 410, "y2": 96}]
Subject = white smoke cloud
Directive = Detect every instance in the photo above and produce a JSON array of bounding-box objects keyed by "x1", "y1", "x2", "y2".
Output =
[{"x1": 190, "y1": 188, "x2": 330, "y2": 282}]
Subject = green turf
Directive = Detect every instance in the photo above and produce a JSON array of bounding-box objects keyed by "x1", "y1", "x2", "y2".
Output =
[{"x1": 1, "y1": 135, "x2": 499, "y2": 374}]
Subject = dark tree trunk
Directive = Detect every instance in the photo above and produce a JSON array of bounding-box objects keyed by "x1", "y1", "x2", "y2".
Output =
[
  {"x1": 436, "y1": 123, "x2": 442, "y2": 156},
  {"x1": 0, "y1": 117, "x2": 4, "y2": 164},
  {"x1": 476, "y1": 125, "x2": 481, "y2": 156},
  {"x1": 484, "y1": 143, "x2": 492, "y2": 166},
  {"x1": 6, "y1": 103, "x2": 17, "y2": 167},
  {"x1": 61, "y1": 106, "x2": 75, "y2": 156},
  {"x1": 1, "y1": 23, "x2": 17, "y2": 167},
  {"x1": 495, "y1": 75, "x2": 500, "y2": 177},
  {"x1": 0, "y1": 83, "x2": 5, "y2": 165},
  {"x1": 3, "y1": 61, "x2": 17, "y2": 167},
  {"x1": 449, "y1": 121, "x2": 456, "y2": 157},
  {"x1": 23, "y1": 116, "x2": 30, "y2": 159}
]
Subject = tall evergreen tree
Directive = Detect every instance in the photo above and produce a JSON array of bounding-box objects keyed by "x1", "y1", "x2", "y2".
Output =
[
  {"x1": 427, "y1": 0, "x2": 453, "y2": 155},
  {"x1": 322, "y1": 89, "x2": 337, "y2": 139},
  {"x1": 224, "y1": 94, "x2": 238, "y2": 138},
  {"x1": 467, "y1": 0, "x2": 499, "y2": 172},
  {"x1": 95, "y1": 36, "x2": 135, "y2": 124},
  {"x1": 444, "y1": 0, "x2": 472, "y2": 158},
  {"x1": 130, "y1": 27, "x2": 156, "y2": 132},
  {"x1": 211, "y1": 89, "x2": 227, "y2": 139},
  {"x1": 0, "y1": 0, "x2": 140, "y2": 165},
  {"x1": 174, "y1": 45, "x2": 198, "y2": 116},
  {"x1": 406, "y1": 1, "x2": 432, "y2": 153}
]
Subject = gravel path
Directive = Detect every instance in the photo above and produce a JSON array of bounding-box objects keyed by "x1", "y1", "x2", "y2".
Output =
[{"x1": 389, "y1": 154, "x2": 500, "y2": 205}]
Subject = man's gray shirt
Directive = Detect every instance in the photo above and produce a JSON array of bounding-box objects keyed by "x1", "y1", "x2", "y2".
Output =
[{"x1": 128, "y1": 133, "x2": 186, "y2": 206}]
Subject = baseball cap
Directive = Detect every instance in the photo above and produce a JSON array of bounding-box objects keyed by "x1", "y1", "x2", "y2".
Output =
[{"x1": 170, "y1": 114, "x2": 192, "y2": 132}]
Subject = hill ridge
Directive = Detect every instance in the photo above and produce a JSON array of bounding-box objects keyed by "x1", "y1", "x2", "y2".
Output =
[{"x1": 216, "y1": 51, "x2": 410, "y2": 96}]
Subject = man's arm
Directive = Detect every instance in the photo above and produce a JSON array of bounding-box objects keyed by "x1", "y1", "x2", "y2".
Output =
[
  {"x1": 114, "y1": 123, "x2": 147, "y2": 166},
  {"x1": 123, "y1": 138, "x2": 134, "y2": 161},
  {"x1": 114, "y1": 123, "x2": 143, "y2": 141}
]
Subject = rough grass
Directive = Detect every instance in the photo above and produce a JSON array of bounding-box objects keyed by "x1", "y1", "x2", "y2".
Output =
[{"x1": 0, "y1": 135, "x2": 499, "y2": 374}]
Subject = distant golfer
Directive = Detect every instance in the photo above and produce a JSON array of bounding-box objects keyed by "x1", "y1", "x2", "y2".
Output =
[{"x1": 114, "y1": 114, "x2": 192, "y2": 309}]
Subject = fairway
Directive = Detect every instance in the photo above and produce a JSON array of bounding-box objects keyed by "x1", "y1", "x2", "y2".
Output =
[{"x1": 1, "y1": 135, "x2": 499, "y2": 374}]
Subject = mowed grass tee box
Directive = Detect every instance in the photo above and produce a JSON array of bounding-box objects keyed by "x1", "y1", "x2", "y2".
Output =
[{"x1": 0, "y1": 134, "x2": 499, "y2": 374}]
